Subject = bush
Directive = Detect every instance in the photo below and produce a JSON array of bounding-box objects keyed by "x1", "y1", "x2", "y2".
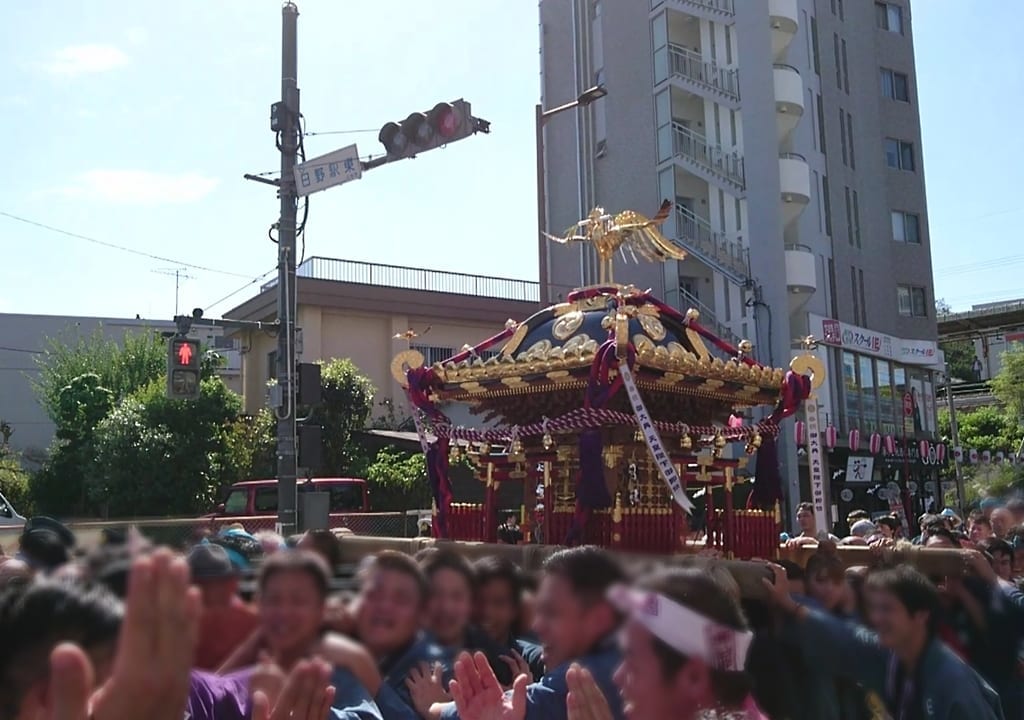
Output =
[
  {"x1": 366, "y1": 448, "x2": 432, "y2": 511},
  {"x1": 0, "y1": 453, "x2": 33, "y2": 517}
]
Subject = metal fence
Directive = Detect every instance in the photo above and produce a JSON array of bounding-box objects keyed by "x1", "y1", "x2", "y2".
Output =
[{"x1": 0, "y1": 512, "x2": 427, "y2": 553}]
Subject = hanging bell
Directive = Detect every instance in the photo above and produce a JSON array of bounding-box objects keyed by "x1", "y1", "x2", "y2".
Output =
[
  {"x1": 751, "y1": 432, "x2": 763, "y2": 449},
  {"x1": 634, "y1": 429, "x2": 644, "y2": 442},
  {"x1": 714, "y1": 432, "x2": 727, "y2": 449},
  {"x1": 745, "y1": 442, "x2": 757, "y2": 455},
  {"x1": 542, "y1": 432, "x2": 554, "y2": 450},
  {"x1": 511, "y1": 439, "x2": 524, "y2": 456},
  {"x1": 680, "y1": 434, "x2": 693, "y2": 450},
  {"x1": 449, "y1": 444, "x2": 462, "y2": 462}
]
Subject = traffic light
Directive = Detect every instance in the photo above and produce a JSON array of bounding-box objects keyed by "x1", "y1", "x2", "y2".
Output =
[
  {"x1": 378, "y1": 100, "x2": 486, "y2": 160},
  {"x1": 167, "y1": 337, "x2": 201, "y2": 400}
]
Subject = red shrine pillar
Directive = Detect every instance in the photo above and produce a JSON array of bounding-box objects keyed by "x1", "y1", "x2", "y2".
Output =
[{"x1": 483, "y1": 462, "x2": 498, "y2": 543}]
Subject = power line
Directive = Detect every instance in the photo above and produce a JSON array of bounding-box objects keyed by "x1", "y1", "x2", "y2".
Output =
[
  {"x1": 203, "y1": 269, "x2": 277, "y2": 312},
  {"x1": 0, "y1": 346, "x2": 43, "y2": 355},
  {"x1": 303, "y1": 128, "x2": 377, "y2": 137},
  {"x1": 935, "y1": 254, "x2": 1024, "y2": 276},
  {"x1": 0, "y1": 211, "x2": 255, "y2": 280}
]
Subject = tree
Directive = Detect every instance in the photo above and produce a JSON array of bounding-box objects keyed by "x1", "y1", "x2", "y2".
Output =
[
  {"x1": 992, "y1": 345, "x2": 1024, "y2": 424},
  {"x1": 366, "y1": 448, "x2": 432, "y2": 511},
  {"x1": 308, "y1": 358, "x2": 376, "y2": 475},
  {"x1": 223, "y1": 410, "x2": 277, "y2": 484},
  {"x1": 88, "y1": 376, "x2": 245, "y2": 516},
  {"x1": 935, "y1": 298, "x2": 977, "y2": 382},
  {"x1": 31, "y1": 330, "x2": 166, "y2": 515}
]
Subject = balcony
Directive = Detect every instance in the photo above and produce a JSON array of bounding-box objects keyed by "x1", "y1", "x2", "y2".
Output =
[
  {"x1": 785, "y1": 244, "x2": 817, "y2": 311},
  {"x1": 773, "y1": 64, "x2": 804, "y2": 141},
  {"x1": 671, "y1": 122, "x2": 746, "y2": 194},
  {"x1": 778, "y1": 153, "x2": 811, "y2": 226},
  {"x1": 653, "y1": 0, "x2": 735, "y2": 24},
  {"x1": 667, "y1": 44, "x2": 741, "y2": 108},
  {"x1": 769, "y1": 0, "x2": 799, "y2": 59},
  {"x1": 676, "y1": 205, "x2": 749, "y2": 284}
]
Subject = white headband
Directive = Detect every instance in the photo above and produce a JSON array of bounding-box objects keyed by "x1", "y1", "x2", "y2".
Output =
[{"x1": 608, "y1": 584, "x2": 753, "y2": 673}]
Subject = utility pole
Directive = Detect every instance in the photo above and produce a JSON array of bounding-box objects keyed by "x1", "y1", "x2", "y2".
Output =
[
  {"x1": 153, "y1": 268, "x2": 193, "y2": 315},
  {"x1": 944, "y1": 367, "x2": 966, "y2": 514},
  {"x1": 275, "y1": 2, "x2": 300, "y2": 537}
]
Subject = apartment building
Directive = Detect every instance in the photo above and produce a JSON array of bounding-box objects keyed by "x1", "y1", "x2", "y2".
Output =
[{"x1": 539, "y1": 0, "x2": 941, "y2": 522}]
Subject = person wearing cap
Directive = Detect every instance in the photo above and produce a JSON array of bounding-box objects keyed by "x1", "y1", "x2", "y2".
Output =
[
  {"x1": 188, "y1": 543, "x2": 261, "y2": 670},
  {"x1": 847, "y1": 519, "x2": 878, "y2": 542},
  {"x1": 763, "y1": 562, "x2": 1003, "y2": 720}
]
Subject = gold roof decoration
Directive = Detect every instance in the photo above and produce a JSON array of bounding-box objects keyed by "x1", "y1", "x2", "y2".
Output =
[{"x1": 543, "y1": 200, "x2": 684, "y2": 285}]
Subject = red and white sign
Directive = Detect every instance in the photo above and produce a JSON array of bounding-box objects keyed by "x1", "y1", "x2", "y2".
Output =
[{"x1": 903, "y1": 393, "x2": 914, "y2": 418}]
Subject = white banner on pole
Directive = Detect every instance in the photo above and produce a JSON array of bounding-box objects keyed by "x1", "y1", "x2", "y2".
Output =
[
  {"x1": 805, "y1": 396, "x2": 828, "y2": 533},
  {"x1": 619, "y1": 364, "x2": 694, "y2": 513}
]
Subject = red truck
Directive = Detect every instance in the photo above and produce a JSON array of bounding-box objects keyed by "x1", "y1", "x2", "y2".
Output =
[{"x1": 207, "y1": 477, "x2": 370, "y2": 534}]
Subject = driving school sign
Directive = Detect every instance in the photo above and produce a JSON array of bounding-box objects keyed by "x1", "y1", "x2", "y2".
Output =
[{"x1": 881, "y1": 441, "x2": 949, "y2": 469}]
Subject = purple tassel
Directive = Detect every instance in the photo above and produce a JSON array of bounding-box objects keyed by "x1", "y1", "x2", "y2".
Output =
[
  {"x1": 577, "y1": 430, "x2": 612, "y2": 508},
  {"x1": 426, "y1": 440, "x2": 452, "y2": 538},
  {"x1": 749, "y1": 434, "x2": 783, "y2": 510}
]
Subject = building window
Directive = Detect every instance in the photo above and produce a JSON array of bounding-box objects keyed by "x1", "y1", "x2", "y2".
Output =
[
  {"x1": 843, "y1": 350, "x2": 860, "y2": 432},
  {"x1": 811, "y1": 16, "x2": 821, "y2": 75},
  {"x1": 838, "y1": 0, "x2": 845, "y2": 20},
  {"x1": 841, "y1": 39, "x2": 849, "y2": 93},
  {"x1": 846, "y1": 112, "x2": 855, "y2": 169},
  {"x1": 267, "y1": 351, "x2": 278, "y2": 382},
  {"x1": 850, "y1": 265, "x2": 862, "y2": 325},
  {"x1": 880, "y1": 68, "x2": 910, "y2": 101},
  {"x1": 858, "y1": 268, "x2": 867, "y2": 324},
  {"x1": 891, "y1": 211, "x2": 921, "y2": 243},
  {"x1": 844, "y1": 186, "x2": 854, "y2": 245},
  {"x1": 822, "y1": 174, "x2": 833, "y2": 236},
  {"x1": 884, "y1": 138, "x2": 915, "y2": 171},
  {"x1": 875, "y1": 2, "x2": 904, "y2": 34},
  {"x1": 839, "y1": 109, "x2": 848, "y2": 165},
  {"x1": 852, "y1": 190, "x2": 861, "y2": 247},
  {"x1": 833, "y1": 33, "x2": 842, "y2": 89},
  {"x1": 897, "y1": 285, "x2": 927, "y2": 317},
  {"x1": 816, "y1": 94, "x2": 826, "y2": 154},
  {"x1": 412, "y1": 345, "x2": 455, "y2": 365}
]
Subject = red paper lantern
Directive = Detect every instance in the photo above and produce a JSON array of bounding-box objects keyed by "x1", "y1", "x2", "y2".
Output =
[
  {"x1": 870, "y1": 433, "x2": 882, "y2": 455},
  {"x1": 794, "y1": 420, "x2": 806, "y2": 446},
  {"x1": 825, "y1": 424, "x2": 837, "y2": 449},
  {"x1": 919, "y1": 440, "x2": 930, "y2": 458},
  {"x1": 936, "y1": 443, "x2": 946, "y2": 463},
  {"x1": 849, "y1": 429, "x2": 861, "y2": 452},
  {"x1": 884, "y1": 435, "x2": 896, "y2": 455}
]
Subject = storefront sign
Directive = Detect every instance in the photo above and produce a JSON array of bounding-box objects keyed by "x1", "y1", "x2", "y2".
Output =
[
  {"x1": 811, "y1": 315, "x2": 939, "y2": 366},
  {"x1": 805, "y1": 397, "x2": 828, "y2": 532},
  {"x1": 880, "y1": 440, "x2": 949, "y2": 469},
  {"x1": 845, "y1": 455, "x2": 875, "y2": 482}
]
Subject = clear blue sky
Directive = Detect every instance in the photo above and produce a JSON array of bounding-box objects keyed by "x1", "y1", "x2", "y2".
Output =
[{"x1": 0, "y1": 1, "x2": 1018, "y2": 318}]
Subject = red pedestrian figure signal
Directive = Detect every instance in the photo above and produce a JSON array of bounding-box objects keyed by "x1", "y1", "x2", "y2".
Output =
[{"x1": 167, "y1": 337, "x2": 201, "y2": 400}]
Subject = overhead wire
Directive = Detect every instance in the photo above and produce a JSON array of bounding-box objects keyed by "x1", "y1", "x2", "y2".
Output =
[
  {"x1": 203, "y1": 269, "x2": 277, "y2": 312},
  {"x1": 0, "y1": 211, "x2": 256, "y2": 280}
]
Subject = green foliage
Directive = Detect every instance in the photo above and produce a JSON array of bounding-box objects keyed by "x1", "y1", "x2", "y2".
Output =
[
  {"x1": 223, "y1": 410, "x2": 277, "y2": 483},
  {"x1": 941, "y1": 340, "x2": 976, "y2": 382},
  {"x1": 939, "y1": 405, "x2": 1020, "y2": 454},
  {"x1": 34, "y1": 329, "x2": 166, "y2": 421},
  {"x1": 366, "y1": 448, "x2": 431, "y2": 511},
  {"x1": 88, "y1": 377, "x2": 244, "y2": 516},
  {"x1": 992, "y1": 345, "x2": 1024, "y2": 423},
  {"x1": 31, "y1": 330, "x2": 166, "y2": 516},
  {"x1": 0, "y1": 452, "x2": 33, "y2": 517},
  {"x1": 309, "y1": 358, "x2": 376, "y2": 474}
]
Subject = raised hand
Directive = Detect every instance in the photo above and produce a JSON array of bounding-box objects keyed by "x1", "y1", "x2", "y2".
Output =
[
  {"x1": 252, "y1": 658, "x2": 336, "y2": 720},
  {"x1": 46, "y1": 644, "x2": 94, "y2": 720},
  {"x1": 566, "y1": 664, "x2": 613, "y2": 720},
  {"x1": 498, "y1": 650, "x2": 532, "y2": 689},
  {"x1": 91, "y1": 549, "x2": 201, "y2": 720},
  {"x1": 406, "y1": 661, "x2": 450, "y2": 716},
  {"x1": 448, "y1": 651, "x2": 528, "y2": 720}
]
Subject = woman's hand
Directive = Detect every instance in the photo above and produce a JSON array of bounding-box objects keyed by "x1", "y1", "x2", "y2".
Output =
[{"x1": 406, "y1": 662, "x2": 450, "y2": 718}]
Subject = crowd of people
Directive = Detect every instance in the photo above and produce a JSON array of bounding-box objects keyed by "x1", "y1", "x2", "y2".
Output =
[{"x1": 1, "y1": 494, "x2": 1024, "y2": 720}]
